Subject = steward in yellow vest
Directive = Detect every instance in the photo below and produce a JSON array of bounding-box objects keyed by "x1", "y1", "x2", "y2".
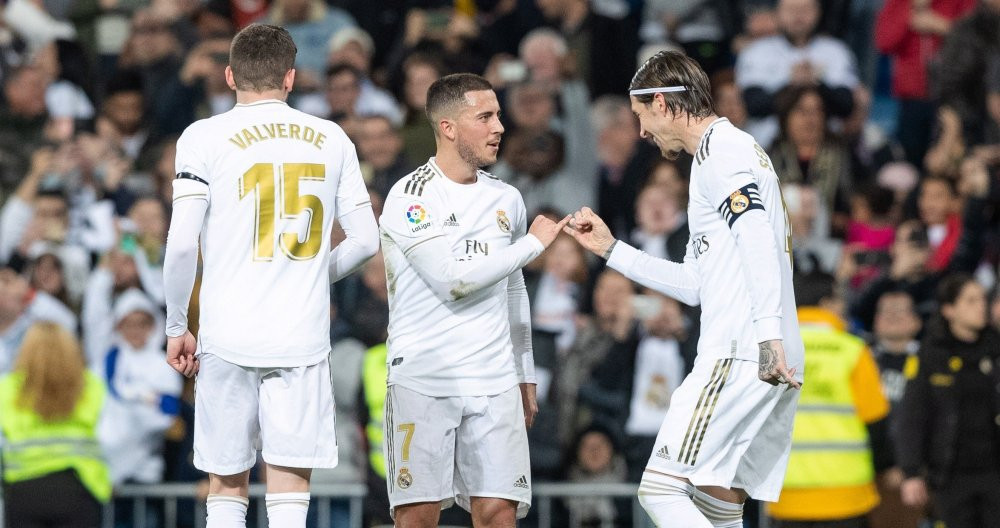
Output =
[
  {"x1": 1, "y1": 322, "x2": 111, "y2": 528},
  {"x1": 361, "y1": 343, "x2": 393, "y2": 525},
  {"x1": 363, "y1": 343, "x2": 388, "y2": 480},
  {"x1": 768, "y1": 273, "x2": 890, "y2": 526}
]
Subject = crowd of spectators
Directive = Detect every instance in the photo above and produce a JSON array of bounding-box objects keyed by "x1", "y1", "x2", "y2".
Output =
[{"x1": 0, "y1": 0, "x2": 999, "y2": 526}]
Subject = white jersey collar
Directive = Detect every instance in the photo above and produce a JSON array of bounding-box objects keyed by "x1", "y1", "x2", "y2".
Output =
[{"x1": 235, "y1": 99, "x2": 288, "y2": 108}]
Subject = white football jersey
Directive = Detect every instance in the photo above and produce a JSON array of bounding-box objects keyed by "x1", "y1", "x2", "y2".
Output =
[
  {"x1": 174, "y1": 99, "x2": 370, "y2": 368},
  {"x1": 685, "y1": 118, "x2": 804, "y2": 373},
  {"x1": 380, "y1": 159, "x2": 528, "y2": 397}
]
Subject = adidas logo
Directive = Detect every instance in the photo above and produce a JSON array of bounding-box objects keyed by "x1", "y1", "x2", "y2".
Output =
[
  {"x1": 443, "y1": 213, "x2": 459, "y2": 227},
  {"x1": 514, "y1": 475, "x2": 529, "y2": 489},
  {"x1": 655, "y1": 446, "x2": 671, "y2": 460}
]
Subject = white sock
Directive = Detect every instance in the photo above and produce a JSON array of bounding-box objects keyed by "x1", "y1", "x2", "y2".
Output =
[
  {"x1": 637, "y1": 474, "x2": 714, "y2": 528},
  {"x1": 692, "y1": 488, "x2": 743, "y2": 528},
  {"x1": 206, "y1": 494, "x2": 249, "y2": 528},
  {"x1": 265, "y1": 492, "x2": 310, "y2": 528}
]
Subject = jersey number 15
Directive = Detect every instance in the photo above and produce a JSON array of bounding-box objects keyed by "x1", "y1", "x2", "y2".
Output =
[{"x1": 240, "y1": 162, "x2": 325, "y2": 261}]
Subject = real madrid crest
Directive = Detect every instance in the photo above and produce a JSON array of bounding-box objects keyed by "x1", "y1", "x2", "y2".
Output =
[
  {"x1": 397, "y1": 467, "x2": 413, "y2": 489},
  {"x1": 496, "y1": 210, "x2": 511, "y2": 233},
  {"x1": 729, "y1": 191, "x2": 749, "y2": 214}
]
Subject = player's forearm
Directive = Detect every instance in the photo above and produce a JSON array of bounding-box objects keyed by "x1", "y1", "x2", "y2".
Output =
[
  {"x1": 729, "y1": 210, "x2": 783, "y2": 341},
  {"x1": 606, "y1": 242, "x2": 702, "y2": 306},
  {"x1": 163, "y1": 198, "x2": 207, "y2": 337},
  {"x1": 328, "y1": 205, "x2": 379, "y2": 283},
  {"x1": 506, "y1": 270, "x2": 536, "y2": 383},
  {"x1": 408, "y1": 234, "x2": 544, "y2": 302}
]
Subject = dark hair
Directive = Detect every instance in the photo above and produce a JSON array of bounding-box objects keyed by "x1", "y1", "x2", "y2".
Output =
[
  {"x1": 104, "y1": 69, "x2": 144, "y2": 97},
  {"x1": 628, "y1": 51, "x2": 714, "y2": 118},
  {"x1": 793, "y1": 270, "x2": 836, "y2": 307},
  {"x1": 229, "y1": 24, "x2": 296, "y2": 92},
  {"x1": 936, "y1": 273, "x2": 978, "y2": 309},
  {"x1": 326, "y1": 62, "x2": 362, "y2": 83},
  {"x1": 775, "y1": 84, "x2": 826, "y2": 140},
  {"x1": 424, "y1": 73, "x2": 494, "y2": 132},
  {"x1": 54, "y1": 40, "x2": 91, "y2": 91},
  {"x1": 877, "y1": 289, "x2": 915, "y2": 309},
  {"x1": 36, "y1": 189, "x2": 69, "y2": 203},
  {"x1": 854, "y1": 183, "x2": 895, "y2": 217}
]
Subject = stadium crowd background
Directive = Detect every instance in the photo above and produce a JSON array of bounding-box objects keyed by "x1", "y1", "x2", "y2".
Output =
[{"x1": 0, "y1": 0, "x2": 999, "y2": 526}]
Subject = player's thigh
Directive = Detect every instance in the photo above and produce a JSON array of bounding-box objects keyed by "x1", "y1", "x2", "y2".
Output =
[
  {"x1": 384, "y1": 385, "x2": 463, "y2": 509},
  {"x1": 646, "y1": 358, "x2": 785, "y2": 485},
  {"x1": 194, "y1": 353, "x2": 261, "y2": 475},
  {"x1": 453, "y1": 386, "x2": 531, "y2": 519},
  {"x1": 733, "y1": 383, "x2": 799, "y2": 501},
  {"x1": 258, "y1": 358, "x2": 338, "y2": 469}
]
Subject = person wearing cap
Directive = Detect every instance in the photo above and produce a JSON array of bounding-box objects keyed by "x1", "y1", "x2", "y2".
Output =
[{"x1": 84, "y1": 280, "x2": 181, "y2": 485}]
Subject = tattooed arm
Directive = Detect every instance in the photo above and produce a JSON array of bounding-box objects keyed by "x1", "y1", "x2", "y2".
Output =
[{"x1": 758, "y1": 339, "x2": 800, "y2": 388}]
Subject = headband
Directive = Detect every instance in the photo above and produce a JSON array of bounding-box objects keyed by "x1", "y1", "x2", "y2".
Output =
[{"x1": 628, "y1": 86, "x2": 688, "y2": 95}]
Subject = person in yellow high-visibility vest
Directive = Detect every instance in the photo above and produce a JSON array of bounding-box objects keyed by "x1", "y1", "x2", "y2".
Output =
[
  {"x1": 1, "y1": 322, "x2": 111, "y2": 528},
  {"x1": 361, "y1": 343, "x2": 393, "y2": 526},
  {"x1": 768, "y1": 271, "x2": 890, "y2": 528}
]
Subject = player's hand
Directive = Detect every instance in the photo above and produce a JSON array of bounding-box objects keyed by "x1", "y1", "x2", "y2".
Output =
[
  {"x1": 757, "y1": 339, "x2": 800, "y2": 389},
  {"x1": 519, "y1": 383, "x2": 538, "y2": 428},
  {"x1": 900, "y1": 477, "x2": 929, "y2": 509},
  {"x1": 166, "y1": 331, "x2": 199, "y2": 378},
  {"x1": 527, "y1": 214, "x2": 571, "y2": 248},
  {"x1": 563, "y1": 207, "x2": 616, "y2": 258}
]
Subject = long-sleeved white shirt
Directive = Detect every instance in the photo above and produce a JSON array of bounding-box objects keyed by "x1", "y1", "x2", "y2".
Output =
[
  {"x1": 379, "y1": 159, "x2": 538, "y2": 397},
  {"x1": 163, "y1": 99, "x2": 378, "y2": 368},
  {"x1": 607, "y1": 118, "x2": 803, "y2": 379}
]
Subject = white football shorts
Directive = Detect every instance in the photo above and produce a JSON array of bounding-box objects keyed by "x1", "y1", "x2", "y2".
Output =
[
  {"x1": 193, "y1": 353, "x2": 338, "y2": 475},
  {"x1": 384, "y1": 384, "x2": 531, "y2": 518},
  {"x1": 641, "y1": 357, "x2": 800, "y2": 502}
]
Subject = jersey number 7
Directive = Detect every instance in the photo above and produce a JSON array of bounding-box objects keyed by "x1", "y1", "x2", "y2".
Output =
[{"x1": 240, "y1": 162, "x2": 326, "y2": 261}]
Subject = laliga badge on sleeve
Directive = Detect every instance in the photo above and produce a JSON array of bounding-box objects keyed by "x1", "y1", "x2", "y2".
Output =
[{"x1": 406, "y1": 203, "x2": 432, "y2": 233}]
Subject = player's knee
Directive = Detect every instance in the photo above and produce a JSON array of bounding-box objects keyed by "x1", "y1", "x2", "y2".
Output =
[
  {"x1": 393, "y1": 502, "x2": 441, "y2": 528},
  {"x1": 209, "y1": 471, "x2": 251, "y2": 495},
  {"x1": 692, "y1": 487, "x2": 744, "y2": 528},
  {"x1": 637, "y1": 476, "x2": 714, "y2": 528},
  {"x1": 470, "y1": 497, "x2": 516, "y2": 528}
]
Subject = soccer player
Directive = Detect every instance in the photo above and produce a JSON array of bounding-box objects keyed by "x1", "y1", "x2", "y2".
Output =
[
  {"x1": 162, "y1": 25, "x2": 379, "y2": 528},
  {"x1": 378, "y1": 73, "x2": 569, "y2": 528},
  {"x1": 565, "y1": 51, "x2": 805, "y2": 528}
]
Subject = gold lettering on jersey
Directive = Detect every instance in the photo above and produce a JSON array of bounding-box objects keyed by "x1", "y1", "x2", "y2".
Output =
[{"x1": 227, "y1": 123, "x2": 327, "y2": 150}]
